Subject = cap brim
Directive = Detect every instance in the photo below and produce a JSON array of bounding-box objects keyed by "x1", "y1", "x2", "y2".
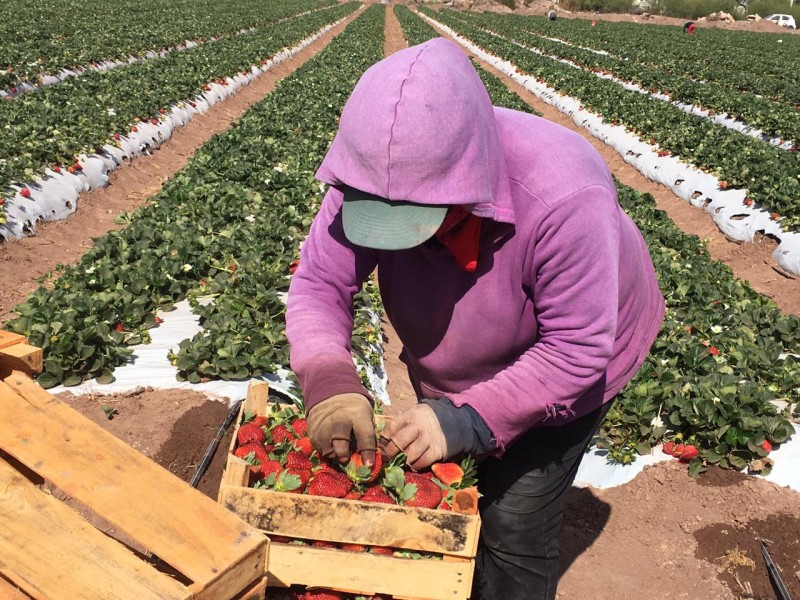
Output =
[{"x1": 342, "y1": 189, "x2": 447, "y2": 250}]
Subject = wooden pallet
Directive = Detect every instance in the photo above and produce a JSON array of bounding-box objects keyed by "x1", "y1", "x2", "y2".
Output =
[
  {"x1": 218, "y1": 381, "x2": 481, "y2": 600},
  {"x1": 0, "y1": 360, "x2": 270, "y2": 600},
  {"x1": 0, "y1": 331, "x2": 42, "y2": 377}
]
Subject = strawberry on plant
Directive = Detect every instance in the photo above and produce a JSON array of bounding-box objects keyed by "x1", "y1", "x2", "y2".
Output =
[
  {"x1": 761, "y1": 440, "x2": 772, "y2": 453},
  {"x1": 678, "y1": 445, "x2": 699, "y2": 462},
  {"x1": 237, "y1": 422, "x2": 266, "y2": 445},
  {"x1": 20, "y1": 188, "x2": 31, "y2": 198},
  {"x1": 719, "y1": 180, "x2": 728, "y2": 189},
  {"x1": 662, "y1": 441, "x2": 675, "y2": 455}
]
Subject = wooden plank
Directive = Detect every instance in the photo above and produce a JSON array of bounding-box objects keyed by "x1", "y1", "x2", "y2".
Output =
[
  {"x1": 0, "y1": 457, "x2": 190, "y2": 600},
  {"x1": 0, "y1": 374, "x2": 267, "y2": 594},
  {"x1": 266, "y1": 545, "x2": 473, "y2": 600},
  {"x1": 232, "y1": 575, "x2": 267, "y2": 600},
  {"x1": 0, "y1": 344, "x2": 42, "y2": 375},
  {"x1": 218, "y1": 488, "x2": 480, "y2": 557},
  {"x1": 245, "y1": 380, "x2": 270, "y2": 415},
  {"x1": 0, "y1": 572, "x2": 35, "y2": 600},
  {"x1": 0, "y1": 331, "x2": 26, "y2": 350}
]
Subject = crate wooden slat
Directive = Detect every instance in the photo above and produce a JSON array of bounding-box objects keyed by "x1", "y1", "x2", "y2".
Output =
[
  {"x1": 0, "y1": 369, "x2": 269, "y2": 600},
  {"x1": 0, "y1": 332, "x2": 42, "y2": 376},
  {"x1": 218, "y1": 381, "x2": 481, "y2": 600}
]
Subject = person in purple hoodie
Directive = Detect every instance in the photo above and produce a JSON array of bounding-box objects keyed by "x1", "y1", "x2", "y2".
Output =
[{"x1": 286, "y1": 38, "x2": 665, "y2": 599}]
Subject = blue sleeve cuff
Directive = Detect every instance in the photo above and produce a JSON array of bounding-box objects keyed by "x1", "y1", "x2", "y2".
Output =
[{"x1": 421, "y1": 397, "x2": 496, "y2": 457}]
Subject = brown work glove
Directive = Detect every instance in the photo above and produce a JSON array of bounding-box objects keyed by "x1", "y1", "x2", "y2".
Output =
[
  {"x1": 379, "y1": 403, "x2": 447, "y2": 471},
  {"x1": 307, "y1": 393, "x2": 377, "y2": 465}
]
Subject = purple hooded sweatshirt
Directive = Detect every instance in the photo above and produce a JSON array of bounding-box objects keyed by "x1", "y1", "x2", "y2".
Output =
[{"x1": 285, "y1": 38, "x2": 665, "y2": 452}]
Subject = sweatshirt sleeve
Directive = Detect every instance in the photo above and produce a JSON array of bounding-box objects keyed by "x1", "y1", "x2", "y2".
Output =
[
  {"x1": 285, "y1": 187, "x2": 379, "y2": 410},
  {"x1": 448, "y1": 186, "x2": 621, "y2": 451}
]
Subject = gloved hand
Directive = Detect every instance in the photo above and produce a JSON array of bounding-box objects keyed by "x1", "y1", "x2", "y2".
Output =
[
  {"x1": 307, "y1": 393, "x2": 376, "y2": 465},
  {"x1": 379, "y1": 403, "x2": 447, "y2": 471}
]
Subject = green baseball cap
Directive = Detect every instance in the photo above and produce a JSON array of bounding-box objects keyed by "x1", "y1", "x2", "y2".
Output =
[{"x1": 342, "y1": 188, "x2": 448, "y2": 250}]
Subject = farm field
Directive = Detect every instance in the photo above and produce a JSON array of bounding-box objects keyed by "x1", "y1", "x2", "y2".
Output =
[{"x1": 1, "y1": 2, "x2": 799, "y2": 599}]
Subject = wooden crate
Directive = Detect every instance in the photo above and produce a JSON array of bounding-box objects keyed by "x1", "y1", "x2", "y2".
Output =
[
  {"x1": 218, "y1": 381, "x2": 481, "y2": 600},
  {"x1": 0, "y1": 354, "x2": 270, "y2": 600}
]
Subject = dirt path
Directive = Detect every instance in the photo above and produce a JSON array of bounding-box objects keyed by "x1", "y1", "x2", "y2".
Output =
[{"x1": 0, "y1": 8, "x2": 363, "y2": 324}]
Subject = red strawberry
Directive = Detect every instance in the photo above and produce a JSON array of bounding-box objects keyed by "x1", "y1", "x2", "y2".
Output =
[
  {"x1": 289, "y1": 259, "x2": 300, "y2": 274},
  {"x1": 252, "y1": 416, "x2": 269, "y2": 427},
  {"x1": 346, "y1": 451, "x2": 382, "y2": 484},
  {"x1": 431, "y1": 462, "x2": 464, "y2": 486},
  {"x1": 294, "y1": 590, "x2": 343, "y2": 600},
  {"x1": 761, "y1": 440, "x2": 772, "y2": 453},
  {"x1": 113, "y1": 322, "x2": 124, "y2": 332},
  {"x1": 131, "y1": 126, "x2": 138, "y2": 132},
  {"x1": 361, "y1": 486, "x2": 394, "y2": 505},
  {"x1": 258, "y1": 460, "x2": 283, "y2": 480},
  {"x1": 719, "y1": 180, "x2": 728, "y2": 190},
  {"x1": 291, "y1": 417, "x2": 308, "y2": 437},
  {"x1": 678, "y1": 444, "x2": 699, "y2": 462},
  {"x1": 52, "y1": 164, "x2": 61, "y2": 173},
  {"x1": 307, "y1": 471, "x2": 353, "y2": 498},
  {"x1": 404, "y1": 476, "x2": 444, "y2": 509},
  {"x1": 20, "y1": 188, "x2": 31, "y2": 198},
  {"x1": 237, "y1": 422, "x2": 266, "y2": 445},
  {"x1": 271, "y1": 535, "x2": 292, "y2": 543},
  {"x1": 438, "y1": 499, "x2": 452, "y2": 511},
  {"x1": 339, "y1": 543, "x2": 367, "y2": 552},
  {"x1": 270, "y1": 423, "x2": 295, "y2": 444},
  {"x1": 662, "y1": 441, "x2": 675, "y2": 455},
  {"x1": 343, "y1": 490, "x2": 363, "y2": 500},
  {"x1": 234, "y1": 443, "x2": 268, "y2": 465},
  {"x1": 311, "y1": 540, "x2": 338, "y2": 549},
  {"x1": 370, "y1": 546, "x2": 394, "y2": 555},
  {"x1": 672, "y1": 443, "x2": 685, "y2": 458},
  {"x1": 286, "y1": 468, "x2": 311, "y2": 493},
  {"x1": 294, "y1": 436, "x2": 314, "y2": 457},
  {"x1": 113, "y1": 133, "x2": 121, "y2": 140},
  {"x1": 286, "y1": 450, "x2": 313, "y2": 470},
  {"x1": 151, "y1": 118, "x2": 159, "y2": 125}
]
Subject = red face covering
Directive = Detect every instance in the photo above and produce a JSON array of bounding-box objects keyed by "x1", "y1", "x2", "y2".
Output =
[{"x1": 434, "y1": 206, "x2": 482, "y2": 273}]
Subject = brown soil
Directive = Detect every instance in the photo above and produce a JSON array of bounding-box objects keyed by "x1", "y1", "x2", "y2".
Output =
[
  {"x1": 3, "y1": 6, "x2": 800, "y2": 600},
  {"x1": 0, "y1": 8, "x2": 363, "y2": 324}
]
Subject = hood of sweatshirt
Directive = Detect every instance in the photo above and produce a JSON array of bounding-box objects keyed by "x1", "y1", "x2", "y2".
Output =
[{"x1": 316, "y1": 37, "x2": 515, "y2": 225}]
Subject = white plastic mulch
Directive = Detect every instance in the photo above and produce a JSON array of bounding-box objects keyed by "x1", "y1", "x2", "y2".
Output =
[
  {"x1": 50, "y1": 297, "x2": 389, "y2": 406},
  {"x1": 417, "y1": 11, "x2": 800, "y2": 277},
  {"x1": 50, "y1": 298, "x2": 799, "y2": 492}
]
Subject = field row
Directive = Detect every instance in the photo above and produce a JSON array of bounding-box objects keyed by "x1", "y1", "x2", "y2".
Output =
[
  {"x1": 0, "y1": 3, "x2": 358, "y2": 233},
  {"x1": 0, "y1": 0, "x2": 336, "y2": 89}
]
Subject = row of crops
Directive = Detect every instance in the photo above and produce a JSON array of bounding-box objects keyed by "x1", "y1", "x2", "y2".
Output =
[
  {"x1": 1, "y1": 5, "x2": 797, "y2": 477},
  {"x1": 419, "y1": 8, "x2": 800, "y2": 235},
  {"x1": 0, "y1": 2, "x2": 358, "y2": 233},
  {"x1": 0, "y1": 0, "x2": 336, "y2": 90}
]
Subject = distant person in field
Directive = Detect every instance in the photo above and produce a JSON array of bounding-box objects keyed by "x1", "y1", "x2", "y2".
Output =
[
  {"x1": 683, "y1": 21, "x2": 696, "y2": 34},
  {"x1": 286, "y1": 38, "x2": 665, "y2": 600}
]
